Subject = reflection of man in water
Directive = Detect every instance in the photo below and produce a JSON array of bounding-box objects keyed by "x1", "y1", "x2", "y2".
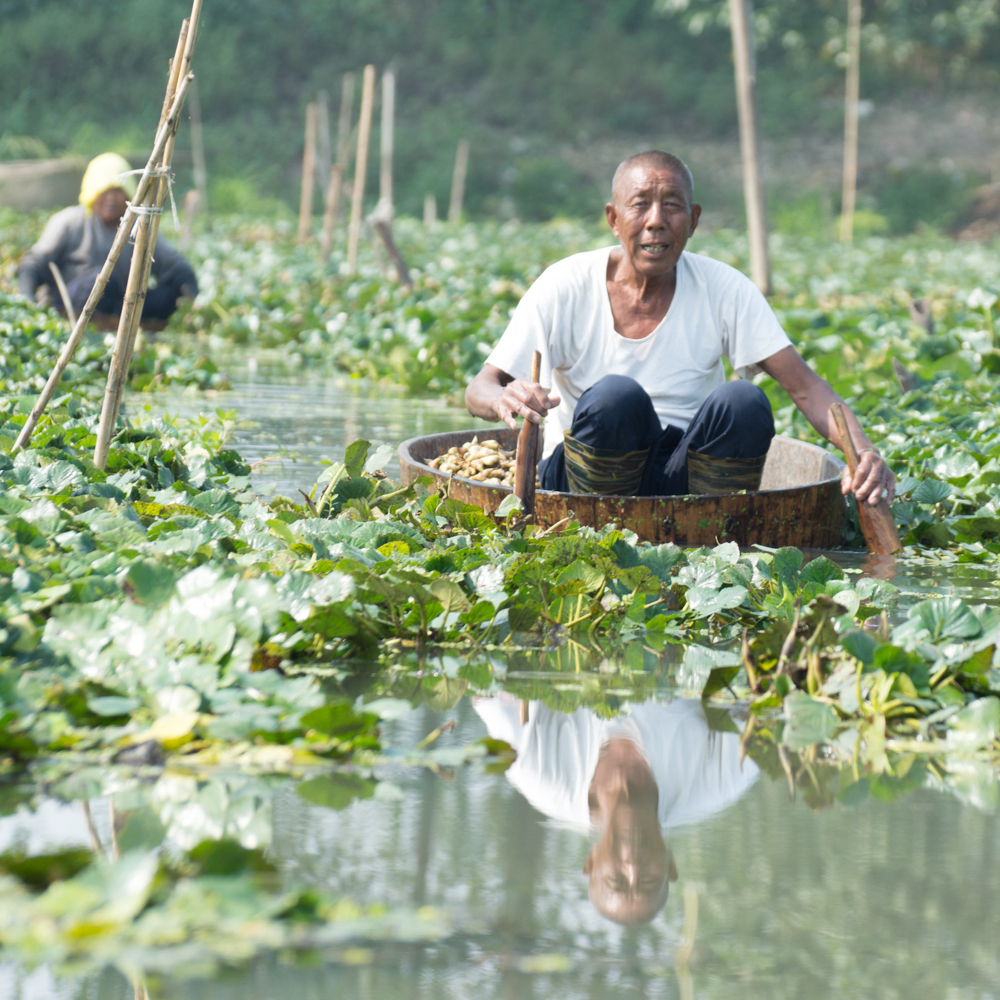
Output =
[{"x1": 474, "y1": 695, "x2": 758, "y2": 925}]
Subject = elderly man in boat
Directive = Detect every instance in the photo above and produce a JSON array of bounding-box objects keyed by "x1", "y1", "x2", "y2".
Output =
[
  {"x1": 17, "y1": 152, "x2": 197, "y2": 322},
  {"x1": 466, "y1": 150, "x2": 894, "y2": 504}
]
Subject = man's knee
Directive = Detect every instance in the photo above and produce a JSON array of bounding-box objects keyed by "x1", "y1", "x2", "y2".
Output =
[
  {"x1": 707, "y1": 380, "x2": 773, "y2": 432},
  {"x1": 577, "y1": 375, "x2": 650, "y2": 414},
  {"x1": 571, "y1": 375, "x2": 661, "y2": 452}
]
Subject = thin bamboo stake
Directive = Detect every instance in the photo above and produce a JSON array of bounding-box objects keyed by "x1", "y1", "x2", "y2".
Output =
[
  {"x1": 373, "y1": 219, "x2": 411, "y2": 288},
  {"x1": 423, "y1": 192, "x2": 437, "y2": 227},
  {"x1": 316, "y1": 88, "x2": 331, "y2": 199},
  {"x1": 840, "y1": 0, "x2": 862, "y2": 243},
  {"x1": 298, "y1": 102, "x2": 318, "y2": 244},
  {"x1": 189, "y1": 75, "x2": 208, "y2": 211},
  {"x1": 48, "y1": 262, "x2": 77, "y2": 328},
  {"x1": 346, "y1": 65, "x2": 376, "y2": 276},
  {"x1": 728, "y1": 0, "x2": 771, "y2": 295},
  {"x1": 13, "y1": 72, "x2": 193, "y2": 453},
  {"x1": 179, "y1": 188, "x2": 200, "y2": 249},
  {"x1": 336, "y1": 72, "x2": 355, "y2": 169},
  {"x1": 321, "y1": 163, "x2": 343, "y2": 263},
  {"x1": 378, "y1": 68, "x2": 395, "y2": 219},
  {"x1": 448, "y1": 139, "x2": 469, "y2": 224},
  {"x1": 95, "y1": 3, "x2": 202, "y2": 469}
]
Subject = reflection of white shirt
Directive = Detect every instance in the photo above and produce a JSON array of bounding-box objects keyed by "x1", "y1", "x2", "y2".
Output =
[
  {"x1": 486, "y1": 248, "x2": 791, "y2": 459},
  {"x1": 473, "y1": 696, "x2": 758, "y2": 832}
]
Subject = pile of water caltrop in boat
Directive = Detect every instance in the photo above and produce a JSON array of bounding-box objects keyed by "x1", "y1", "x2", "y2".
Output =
[{"x1": 426, "y1": 436, "x2": 517, "y2": 486}]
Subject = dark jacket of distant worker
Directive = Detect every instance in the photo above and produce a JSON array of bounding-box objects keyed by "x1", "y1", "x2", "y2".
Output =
[
  {"x1": 17, "y1": 152, "x2": 197, "y2": 321},
  {"x1": 465, "y1": 149, "x2": 895, "y2": 506}
]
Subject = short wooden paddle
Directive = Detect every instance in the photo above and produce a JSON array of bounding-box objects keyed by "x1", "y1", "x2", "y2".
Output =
[
  {"x1": 513, "y1": 350, "x2": 542, "y2": 515},
  {"x1": 830, "y1": 403, "x2": 901, "y2": 555}
]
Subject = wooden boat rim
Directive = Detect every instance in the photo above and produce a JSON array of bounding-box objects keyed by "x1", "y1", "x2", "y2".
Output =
[{"x1": 398, "y1": 429, "x2": 845, "y2": 501}]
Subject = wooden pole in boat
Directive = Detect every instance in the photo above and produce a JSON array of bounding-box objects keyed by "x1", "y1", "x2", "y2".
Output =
[
  {"x1": 513, "y1": 350, "x2": 542, "y2": 516},
  {"x1": 830, "y1": 403, "x2": 900, "y2": 555},
  {"x1": 728, "y1": 0, "x2": 771, "y2": 295},
  {"x1": 346, "y1": 64, "x2": 376, "y2": 275},
  {"x1": 448, "y1": 139, "x2": 469, "y2": 224},
  {"x1": 298, "y1": 101, "x2": 318, "y2": 244},
  {"x1": 840, "y1": 0, "x2": 862, "y2": 243}
]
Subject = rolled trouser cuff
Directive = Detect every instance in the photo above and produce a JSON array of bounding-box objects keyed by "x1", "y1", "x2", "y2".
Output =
[
  {"x1": 686, "y1": 449, "x2": 767, "y2": 495},
  {"x1": 563, "y1": 431, "x2": 649, "y2": 495}
]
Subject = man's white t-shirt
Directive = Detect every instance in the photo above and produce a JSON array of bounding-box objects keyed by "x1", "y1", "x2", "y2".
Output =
[
  {"x1": 486, "y1": 247, "x2": 792, "y2": 460},
  {"x1": 473, "y1": 696, "x2": 759, "y2": 832}
]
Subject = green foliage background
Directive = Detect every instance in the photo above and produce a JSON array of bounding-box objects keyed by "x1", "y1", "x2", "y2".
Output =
[{"x1": 1, "y1": 0, "x2": 998, "y2": 225}]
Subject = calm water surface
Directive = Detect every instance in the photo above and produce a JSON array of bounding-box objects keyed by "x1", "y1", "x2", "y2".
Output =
[{"x1": 2, "y1": 371, "x2": 996, "y2": 999}]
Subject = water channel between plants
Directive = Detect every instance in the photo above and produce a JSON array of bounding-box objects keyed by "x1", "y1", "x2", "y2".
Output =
[{"x1": 2, "y1": 366, "x2": 998, "y2": 1000}]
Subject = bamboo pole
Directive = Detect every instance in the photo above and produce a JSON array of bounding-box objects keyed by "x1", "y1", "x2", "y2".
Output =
[
  {"x1": 189, "y1": 75, "x2": 208, "y2": 211},
  {"x1": 346, "y1": 65, "x2": 376, "y2": 276},
  {"x1": 13, "y1": 73, "x2": 193, "y2": 453},
  {"x1": 110, "y1": 20, "x2": 197, "y2": 426},
  {"x1": 48, "y1": 262, "x2": 77, "y2": 328},
  {"x1": 728, "y1": 0, "x2": 771, "y2": 295},
  {"x1": 298, "y1": 102, "x2": 318, "y2": 244},
  {"x1": 179, "y1": 188, "x2": 199, "y2": 249},
  {"x1": 321, "y1": 163, "x2": 343, "y2": 263},
  {"x1": 316, "y1": 88, "x2": 331, "y2": 200},
  {"x1": 373, "y1": 219, "x2": 411, "y2": 288},
  {"x1": 336, "y1": 72, "x2": 355, "y2": 170},
  {"x1": 830, "y1": 403, "x2": 900, "y2": 554},
  {"x1": 94, "y1": 2, "x2": 202, "y2": 469},
  {"x1": 423, "y1": 192, "x2": 437, "y2": 227},
  {"x1": 840, "y1": 0, "x2": 862, "y2": 243},
  {"x1": 378, "y1": 68, "x2": 395, "y2": 218},
  {"x1": 448, "y1": 139, "x2": 469, "y2": 224}
]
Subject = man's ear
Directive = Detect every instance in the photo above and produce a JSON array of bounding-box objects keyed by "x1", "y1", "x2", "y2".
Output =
[
  {"x1": 583, "y1": 848, "x2": 596, "y2": 876},
  {"x1": 689, "y1": 203, "x2": 702, "y2": 237},
  {"x1": 605, "y1": 202, "x2": 619, "y2": 236}
]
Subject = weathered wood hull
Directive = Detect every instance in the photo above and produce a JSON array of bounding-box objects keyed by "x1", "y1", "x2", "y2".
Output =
[{"x1": 399, "y1": 429, "x2": 848, "y2": 549}]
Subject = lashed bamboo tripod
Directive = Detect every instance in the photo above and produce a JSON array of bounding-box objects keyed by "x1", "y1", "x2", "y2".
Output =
[
  {"x1": 93, "y1": 1, "x2": 203, "y2": 470},
  {"x1": 513, "y1": 350, "x2": 542, "y2": 515},
  {"x1": 12, "y1": 70, "x2": 195, "y2": 453},
  {"x1": 830, "y1": 402, "x2": 901, "y2": 554}
]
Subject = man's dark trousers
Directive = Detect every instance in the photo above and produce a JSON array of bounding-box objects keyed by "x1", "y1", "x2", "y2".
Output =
[
  {"x1": 65, "y1": 266, "x2": 189, "y2": 321},
  {"x1": 537, "y1": 375, "x2": 775, "y2": 496}
]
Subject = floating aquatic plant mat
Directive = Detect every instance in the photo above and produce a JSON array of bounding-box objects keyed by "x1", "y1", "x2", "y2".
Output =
[{"x1": 2, "y1": 243, "x2": 1000, "y2": 971}]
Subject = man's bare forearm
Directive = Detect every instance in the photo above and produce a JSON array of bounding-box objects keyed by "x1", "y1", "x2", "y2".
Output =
[
  {"x1": 465, "y1": 368, "x2": 507, "y2": 421},
  {"x1": 465, "y1": 363, "x2": 561, "y2": 430}
]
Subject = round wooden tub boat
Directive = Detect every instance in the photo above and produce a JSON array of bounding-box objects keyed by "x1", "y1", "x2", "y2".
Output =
[{"x1": 399, "y1": 429, "x2": 848, "y2": 549}]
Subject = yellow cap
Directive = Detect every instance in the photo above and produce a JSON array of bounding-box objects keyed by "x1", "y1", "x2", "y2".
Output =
[{"x1": 79, "y1": 152, "x2": 137, "y2": 211}]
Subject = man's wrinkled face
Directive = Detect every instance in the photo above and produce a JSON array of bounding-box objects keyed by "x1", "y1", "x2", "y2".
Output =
[
  {"x1": 584, "y1": 799, "x2": 676, "y2": 925},
  {"x1": 93, "y1": 187, "x2": 128, "y2": 228},
  {"x1": 605, "y1": 167, "x2": 701, "y2": 279}
]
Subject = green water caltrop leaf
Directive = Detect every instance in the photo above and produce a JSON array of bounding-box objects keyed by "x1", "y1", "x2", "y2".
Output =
[
  {"x1": 296, "y1": 774, "x2": 377, "y2": 811},
  {"x1": 947, "y1": 697, "x2": 1000, "y2": 751},
  {"x1": 783, "y1": 691, "x2": 840, "y2": 750}
]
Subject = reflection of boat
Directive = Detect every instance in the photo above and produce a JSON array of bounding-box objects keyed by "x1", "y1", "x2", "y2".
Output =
[{"x1": 399, "y1": 429, "x2": 847, "y2": 548}]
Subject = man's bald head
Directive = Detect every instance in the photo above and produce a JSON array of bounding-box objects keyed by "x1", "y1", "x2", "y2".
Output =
[{"x1": 611, "y1": 151, "x2": 694, "y2": 206}]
